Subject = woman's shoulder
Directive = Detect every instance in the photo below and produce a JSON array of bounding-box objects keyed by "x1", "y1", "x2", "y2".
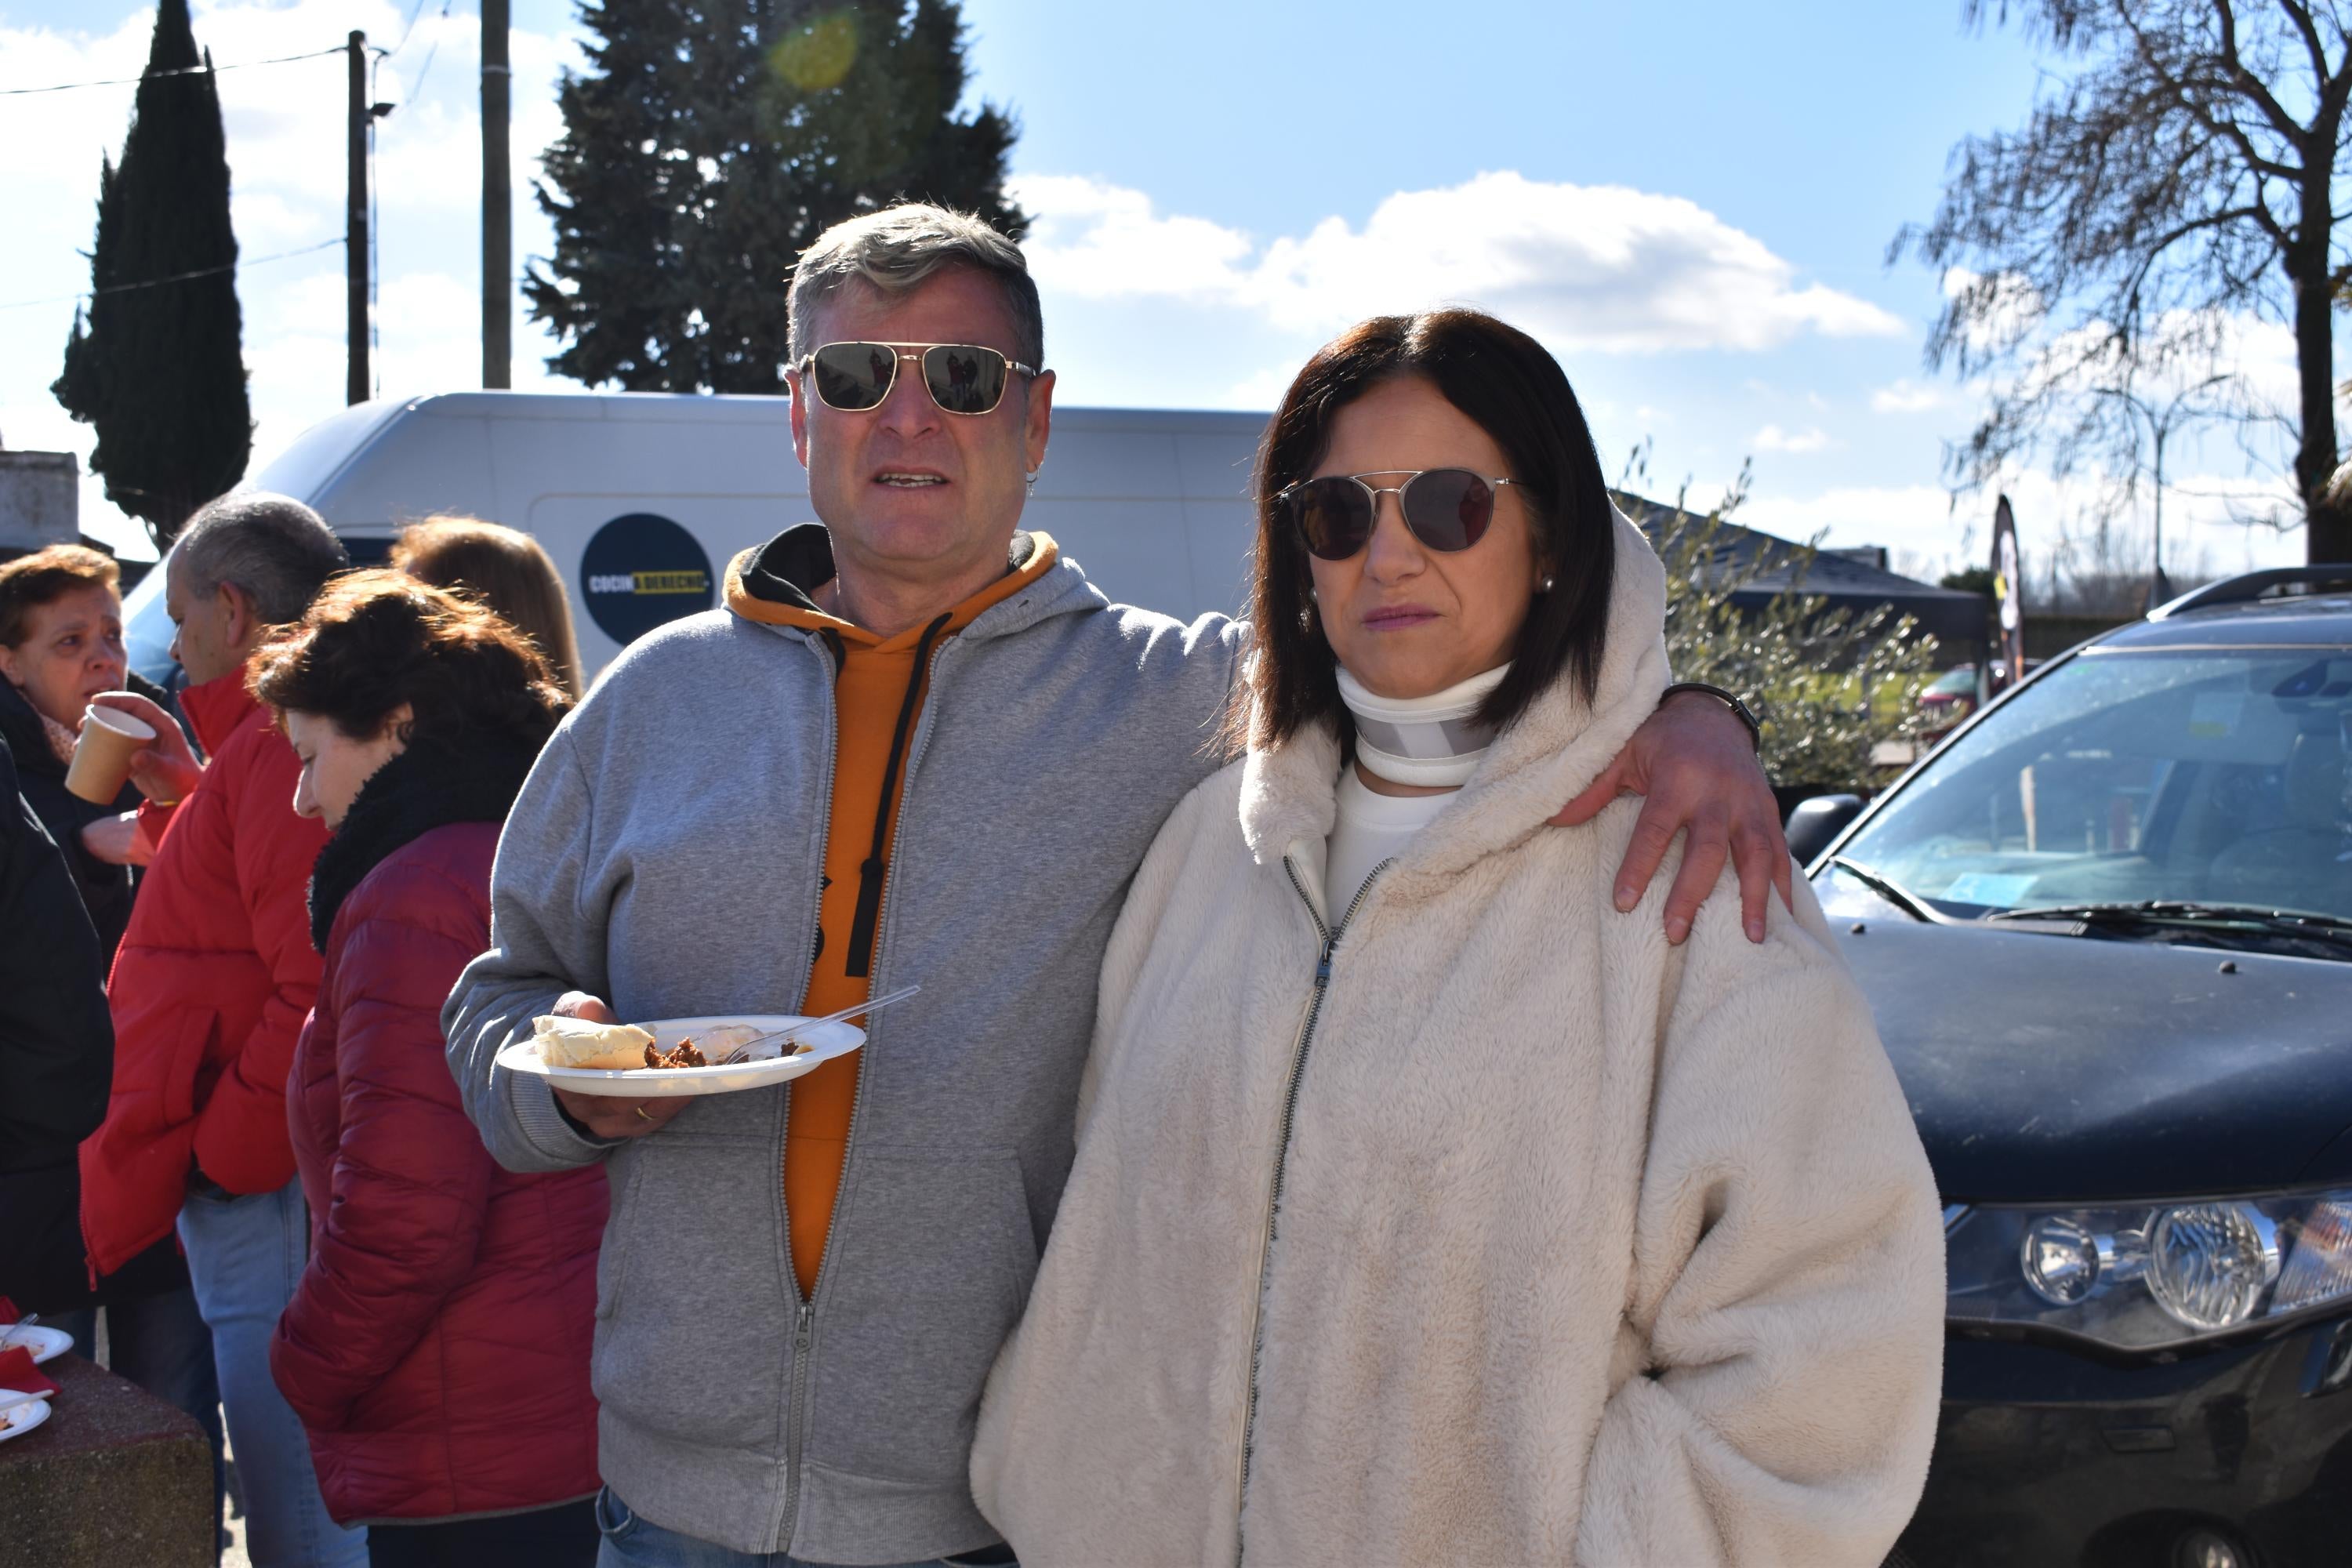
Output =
[{"x1": 338, "y1": 825, "x2": 497, "y2": 945}]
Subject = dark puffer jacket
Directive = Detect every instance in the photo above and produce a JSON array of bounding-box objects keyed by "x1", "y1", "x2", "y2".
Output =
[
  {"x1": 0, "y1": 731, "x2": 114, "y2": 1308},
  {"x1": 0, "y1": 671, "x2": 180, "y2": 964},
  {"x1": 268, "y1": 738, "x2": 606, "y2": 1525}
]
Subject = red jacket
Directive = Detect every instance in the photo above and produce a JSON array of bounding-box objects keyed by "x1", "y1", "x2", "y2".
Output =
[
  {"x1": 81, "y1": 673, "x2": 328, "y2": 1277},
  {"x1": 270, "y1": 819, "x2": 606, "y2": 1523}
]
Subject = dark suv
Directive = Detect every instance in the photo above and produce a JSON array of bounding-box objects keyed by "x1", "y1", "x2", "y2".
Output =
[{"x1": 1798, "y1": 566, "x2": 2352, "y2": 1568}]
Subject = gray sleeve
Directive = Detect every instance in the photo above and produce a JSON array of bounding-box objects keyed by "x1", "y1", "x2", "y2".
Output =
[{"x1": 443, "y1": 725, "x2": 621, "y2": 1173}]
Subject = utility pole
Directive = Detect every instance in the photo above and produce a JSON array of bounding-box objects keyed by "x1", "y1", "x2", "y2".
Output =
[
  {"x1": 346, "y1": 30, "x2": 368, "y2": 405},
  {"x1": 481, "y1": 0, "x2": 511, "y2": 389}
]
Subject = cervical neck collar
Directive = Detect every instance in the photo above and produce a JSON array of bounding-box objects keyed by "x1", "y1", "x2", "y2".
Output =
[{"x1": 1336, "y1": 662, "x2": 1509, "y2": 787}]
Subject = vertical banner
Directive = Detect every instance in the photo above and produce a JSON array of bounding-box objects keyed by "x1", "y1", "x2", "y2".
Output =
[{"x1": 1990, "y1": 494, "x2": 2025, "y2": 695}]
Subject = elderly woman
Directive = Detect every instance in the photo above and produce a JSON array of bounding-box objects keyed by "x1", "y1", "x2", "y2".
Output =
[
  {"x1": 0, "y1": 546, "x2": 172, "y2": 933},
  {"x1": 249, "y1": 572, "x2": 606, "y2": 1567},
  {"x1": 973, "y1": 311, "x2": 1946, "y2": 1566},
  {"x1": 0, "y1": 544, "x2": 222, "y2": 1524}
]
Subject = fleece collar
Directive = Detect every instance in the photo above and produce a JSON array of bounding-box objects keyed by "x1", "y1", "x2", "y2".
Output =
[
  {"x1": 307, "y1": 733, "x2": 540, "y2": 952},
  {"x1": 723, "y1": 524, "x2": 1093, "y2": 647},
  {"x1": 1240, "y1": 506, "x2": 1670, "y2": 886}
]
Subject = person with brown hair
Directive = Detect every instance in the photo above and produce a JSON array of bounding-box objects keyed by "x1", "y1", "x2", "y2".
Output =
[
  {"x1": 390, "y1": 517, "x2": 586, "y2": 698},
  {"x1": 249, "y1": 570, "x2": 604, "y2": 1567},
  {"x1": 974, "y1": 310, "x2": 1945, "y2": 1566},
  {"x1": 0, "y1": 543, "x2": 225, "y2": 1542}
]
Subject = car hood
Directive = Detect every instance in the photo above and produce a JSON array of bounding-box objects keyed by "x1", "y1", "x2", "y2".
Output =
[{"x1": 1830, "y1": 919, "x2": 2352, "y2": 1203}]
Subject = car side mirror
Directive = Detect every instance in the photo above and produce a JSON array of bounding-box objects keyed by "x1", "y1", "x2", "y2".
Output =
[{"x1": 1784, "y1": 793, "x2": 1864, "y2": 867}]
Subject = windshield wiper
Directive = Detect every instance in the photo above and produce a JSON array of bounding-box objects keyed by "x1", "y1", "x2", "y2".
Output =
[
  {"x1": 1825, "y1": 857, "x2": 1953, "y2": 925},
  {"x1": 1989, "y1": 900, "x2": 2352, "y2": 954}
]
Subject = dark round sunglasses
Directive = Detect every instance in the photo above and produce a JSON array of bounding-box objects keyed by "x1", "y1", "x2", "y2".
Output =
[
  {"x1": 795, "y1": 341, "x2": 1038, "y2": 417},
  {"x1": 1276, "y1": 469, "x2": 1522, "y2": 561}
]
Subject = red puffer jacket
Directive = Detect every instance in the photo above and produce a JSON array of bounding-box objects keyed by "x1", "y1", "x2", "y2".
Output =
[
  {"x1": 81, "y1": 673, "x2": 329, "y2": 1278},
  {"x1": 269, "y1": 815, "x2": 606, "y2": 1524}
]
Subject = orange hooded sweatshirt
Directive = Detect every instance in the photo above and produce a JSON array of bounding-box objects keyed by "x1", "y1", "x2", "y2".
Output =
[{"x1": 724, "y1": 529, "x2": 1059, "y2": 1298}]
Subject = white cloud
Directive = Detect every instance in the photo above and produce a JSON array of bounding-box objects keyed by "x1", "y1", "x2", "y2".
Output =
[
  {"x1": 1753, "y1": 423, "x2": 1832, "y2": 453},
  {"x1": 1871, "y1": 378, "x2": 1951, "y2": 414},
  {"x1": 1014, "y1": 170, "x2": 1904, "y2": 356},
  {"x1": 1739, "y1": 468, "x2": 2305, "y2": 583},
  {"x1": 0, "y1": 1, "x2": 580, "y2": 555}
]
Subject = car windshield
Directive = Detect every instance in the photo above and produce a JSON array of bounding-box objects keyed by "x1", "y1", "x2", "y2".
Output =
[
  {"x1": 1925, "y1": 666, "x2": 1976, "y2": 698},
  {"x1": 1830, "y1": 643, "x2": 2352, "y2": 924}
]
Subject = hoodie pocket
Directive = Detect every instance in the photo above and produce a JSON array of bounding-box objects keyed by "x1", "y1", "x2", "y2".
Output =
[
  {"x1": 808, "y1": 1148, "x2": 1040, "y2": 1485},
  {"x1": 594, "y1": 1161, "x2": 644, "y2": 1322},
  {"x1": 162, "y1": 1008, "x2": 219, "y2": 1126},
  {"x1": 589, "y1": 1131, "x2": 791, "y2": 1450}
]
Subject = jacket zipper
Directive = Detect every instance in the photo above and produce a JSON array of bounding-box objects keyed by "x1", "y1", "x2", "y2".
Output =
[
  {"x1": 768, "y1": 633, "x2": 841, "y2": 1551},
  {"x1": 1232, "y1": 854, "x2": 1392, "y2": 1556},
  {"x1": 773, "y1": 633, "x2": 959, "y2": 1551}
]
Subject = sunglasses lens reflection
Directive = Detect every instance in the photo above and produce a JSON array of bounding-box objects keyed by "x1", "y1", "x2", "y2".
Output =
[
  {"x1": 810, "y1": 343, "x2": 895, "y2": 410},
  {"x1": 1403, "y1": 469, "x2": 1495, "y2": 551},
  {"x1": 923, "y1": 345, "x2": 1010, "y2": 415},
  {"x1": 1290, "y1": 478, "x2": 1375, "y2": 561}
]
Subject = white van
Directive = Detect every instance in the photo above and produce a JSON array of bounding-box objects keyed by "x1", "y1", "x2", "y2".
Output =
[{"x1": 124, "y1": 391, "x2": 1270, "y2": 683}]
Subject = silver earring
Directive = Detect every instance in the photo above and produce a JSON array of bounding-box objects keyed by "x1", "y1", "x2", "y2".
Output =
[
  {"x1": 1025, "y1": 468, "x2": 1041, "y2": 484},
  {"x1": 1540, "y1": 575, "x2": 1556, "y2": 593}
]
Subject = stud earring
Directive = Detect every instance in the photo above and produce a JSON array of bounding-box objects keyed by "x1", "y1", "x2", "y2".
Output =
[{"x1": 1540, "y1": 575, "x2": 1556, "y2": 593}]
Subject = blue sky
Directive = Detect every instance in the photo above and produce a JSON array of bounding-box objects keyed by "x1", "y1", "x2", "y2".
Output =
[{"x1": 0, "y1": 0, "x2": 2315, "y2": 578}]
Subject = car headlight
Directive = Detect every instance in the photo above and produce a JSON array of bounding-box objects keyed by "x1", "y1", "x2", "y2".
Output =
[{"x1": 1946, "y1": 1187, "x2": 2352, "y2": 1352}]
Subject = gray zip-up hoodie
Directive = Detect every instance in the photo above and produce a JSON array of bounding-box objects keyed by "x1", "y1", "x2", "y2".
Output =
[{"x1": 444, "y1": 528, "x2": 1242, "y2": 1563}]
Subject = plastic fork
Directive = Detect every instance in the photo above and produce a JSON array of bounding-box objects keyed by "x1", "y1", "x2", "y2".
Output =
[{"x1": 713, "y1": 985, "x2": 922, "y2": 1065}]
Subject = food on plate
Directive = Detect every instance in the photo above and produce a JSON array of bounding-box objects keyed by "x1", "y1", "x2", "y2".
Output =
[
  {"x1": 642, "y1": 1038, "x2": 709, "y2": 1070},
  {"x1": 533, "y1": 1015, "x2": 657, "y2": 1071},
  {"x1": 695, "y1": 1023, "x2": 770, "y2": 1059}
]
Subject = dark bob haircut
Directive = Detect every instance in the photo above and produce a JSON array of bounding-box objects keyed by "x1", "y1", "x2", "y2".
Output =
[
  {"x1": 246, "y1": 569, "x2": 571, "y2": 756},
  {"x1": 1230, "y1": 308, "x2": 1617, "y2": 757}
]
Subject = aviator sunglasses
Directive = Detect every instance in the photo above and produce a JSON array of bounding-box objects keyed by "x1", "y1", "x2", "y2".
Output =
[
  {"x1": 794, "y1": 341, "x2": 1038, "y2": 416},
  {"x1": 1276, "y1": 469, "x2": 1523, "y2": 561}
]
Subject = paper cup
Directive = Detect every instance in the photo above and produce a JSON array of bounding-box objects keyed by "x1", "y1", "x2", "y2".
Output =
[{"x1": 64, "y1": 702, "x2": 155, "y2": 805}]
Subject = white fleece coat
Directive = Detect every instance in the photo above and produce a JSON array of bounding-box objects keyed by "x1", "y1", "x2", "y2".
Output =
[{"x1": 971, "y1": 514, "x2": 1945, "y2": 1568}]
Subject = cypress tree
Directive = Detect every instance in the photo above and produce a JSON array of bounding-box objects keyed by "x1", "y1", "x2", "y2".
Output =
[
  {"x1": 527, "y1": 0, "x2": 1022, "y2": 394},
  {"x1": 53, "y1": 0, "x2": 252, "y2": 549}
]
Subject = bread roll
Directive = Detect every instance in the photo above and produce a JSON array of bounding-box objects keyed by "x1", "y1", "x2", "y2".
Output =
[{"x1": 533, "y1": 1014, "x2": 657, "y2": 1070}]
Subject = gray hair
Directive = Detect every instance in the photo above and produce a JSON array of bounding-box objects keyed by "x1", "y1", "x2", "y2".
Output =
[
  {"x1": 173, "y1": 492, "x2": 349, "y2": 626},
  {"x1": 786, "y1": 203, "x2": 1044, "y2": 371}
]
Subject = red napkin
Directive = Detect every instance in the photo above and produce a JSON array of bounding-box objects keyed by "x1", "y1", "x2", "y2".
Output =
[
  {"x1": 0, "y1": 1297, "x2": 20, "y2": 1324},
  {"x1": 0, "y1": 1347, "x2": 58, "y2": 1399}
]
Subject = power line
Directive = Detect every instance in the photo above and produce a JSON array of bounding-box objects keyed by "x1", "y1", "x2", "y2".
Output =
[
  {"x1": 0, "y1": 45, "x2": 343, "y2": 97},
  {"x1": 0, "y1": 238, "x2": 344, "y2": 312},
  {"x1": 386, "y1": 0, "x2": 434, "y2": 59}
]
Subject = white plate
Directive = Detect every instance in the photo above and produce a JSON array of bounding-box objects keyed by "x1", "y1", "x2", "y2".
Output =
[
  {"x1": 495, "y1": 1014, "x2": 865, "y2": 1098},
  {"x1": 0, "y1": 1325, "x2": 69, "y2": 1365},
  {"x1": 0, "y1": 1396, "x2": 51, "y2": 1444}
]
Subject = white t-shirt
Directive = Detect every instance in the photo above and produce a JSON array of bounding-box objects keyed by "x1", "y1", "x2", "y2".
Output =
[{"x1": 1325, "y1": 767, "x2": 1451, "y2": 923}]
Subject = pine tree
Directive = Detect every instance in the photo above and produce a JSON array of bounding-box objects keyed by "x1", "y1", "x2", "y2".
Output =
[
  {"x1": 527, "y1": 0, "x2": 1022, "y2": 394},
  {"x1": 52, "y1": 0, "x2": 251, "y2": 550}
]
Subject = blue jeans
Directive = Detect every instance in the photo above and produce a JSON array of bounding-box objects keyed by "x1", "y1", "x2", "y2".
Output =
[
  {"x1": 58, "y1": 1283, "x2": 227, "y2": 1558},
  {"x1": 593, "y1": 1487, "x2": 1016, "y2": 1568},
  {"x1": 179, "y1": 1179, "x2": 368, "y2": 1568}
]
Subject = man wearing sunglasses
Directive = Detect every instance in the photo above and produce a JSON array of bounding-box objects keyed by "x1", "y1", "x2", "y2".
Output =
[{"x1": 447, "y1": 203, "x2": 1790, "y2": 1568}]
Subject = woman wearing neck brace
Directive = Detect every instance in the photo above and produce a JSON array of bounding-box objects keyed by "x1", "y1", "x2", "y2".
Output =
[{"x1": 973, "y1": 310, "x2": 1945, "y2": 1567}]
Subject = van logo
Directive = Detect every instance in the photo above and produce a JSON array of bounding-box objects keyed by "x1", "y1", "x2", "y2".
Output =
[{"x1": 579, "y1": 512, "x2": 717, "y2": 645}]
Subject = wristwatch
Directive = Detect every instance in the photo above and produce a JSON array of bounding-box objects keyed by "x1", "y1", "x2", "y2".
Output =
[{"x1": 1659, "y1": 681, "x2": 1762, "y2": 753}]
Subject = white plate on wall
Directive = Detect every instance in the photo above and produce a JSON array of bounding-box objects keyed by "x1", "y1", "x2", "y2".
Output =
[
  {"x1": 495, "y1": 1014, "x2": 865, "y2": 1098},
  {"x1": 0, "y1": 1325, "x2": 69, "y2": 1366},
  {"x1": 0, "y1": 1396, "x2": 52, "y2": 1444}
]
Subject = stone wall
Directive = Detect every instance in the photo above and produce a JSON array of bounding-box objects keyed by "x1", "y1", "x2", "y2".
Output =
[{"x1": 0, "y1": 452, "x2": 80, "y2": 556}]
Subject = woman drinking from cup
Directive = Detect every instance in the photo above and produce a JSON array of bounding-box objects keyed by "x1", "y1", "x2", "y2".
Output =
[
  {"x1": 0, "y1": 545, "x2": 223, "y2": 1522},
  {"x1": 974, "y1": 311, "x2": 1946, "y2": 1566},
  {"x1": 248, "y1": 571, "x2": 605, "y2": 1566}
]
